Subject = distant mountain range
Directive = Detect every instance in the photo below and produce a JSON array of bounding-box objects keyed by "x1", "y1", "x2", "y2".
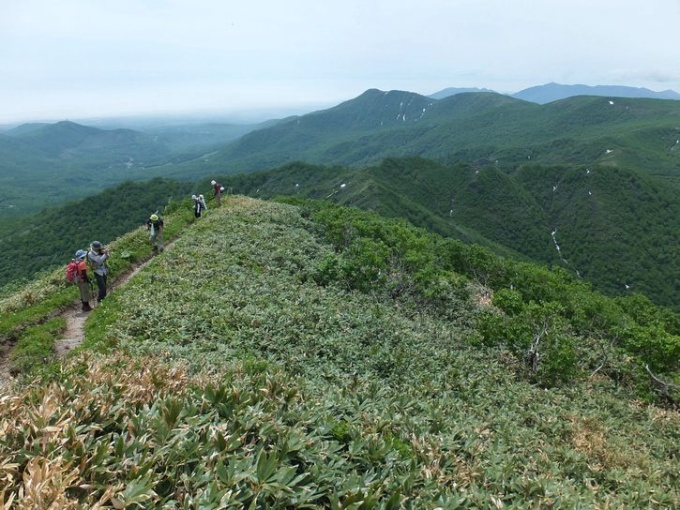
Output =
[
  {"x1": 4, "y1": 85, "x2": 680, "y2": 217},
  {"x1": 186, "y1": 88, "x2": 680, "y2": 180},
  {"x1": 0, "y1": 119, "x2": 267, "y2": 216},
  {"x1": 3, "y1": 84, "x2": 680, "y2": 311},
  {"x1": 430, "y1": 82, "x2": 680, "y2": 104}
]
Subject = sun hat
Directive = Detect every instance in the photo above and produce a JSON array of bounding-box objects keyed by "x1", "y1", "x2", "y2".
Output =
[
  {"x1": 150, "y1": 214, "x2": 159, "y2": 221},
  {"x1": 75, "y1": 249, "x2": 87, "y2": 260},
  {"x1": 91, "y1": 241, "x2": 102, "y2": 250}
]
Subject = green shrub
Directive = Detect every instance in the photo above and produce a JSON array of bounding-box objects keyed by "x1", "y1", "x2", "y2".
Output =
[{"x1": 10, "y1": 317, "x2": 66, "y2": 374}]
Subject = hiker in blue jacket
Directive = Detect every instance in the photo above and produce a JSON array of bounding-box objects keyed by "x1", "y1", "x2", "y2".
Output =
[{"x1": 87, "y1": 241, "x2": 109, "y2": 302}]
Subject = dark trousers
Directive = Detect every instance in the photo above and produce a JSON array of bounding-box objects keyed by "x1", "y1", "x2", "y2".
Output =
[{"x1": 95, "y1": 273, "x2": 107, "y2": 301}]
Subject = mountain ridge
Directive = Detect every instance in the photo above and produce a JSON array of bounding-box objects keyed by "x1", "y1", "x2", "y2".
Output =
[
  {"x1": 219, "y1": 156, "x2": 680, "y2": 311},
  {"x1": 194, "y1": 90, "x2": 680, "y2": 178},
  {"x1": 513, "y1": 82, "x2": 680, "y2": 104},
  {"x1": 4, "y1": 84, "x2": 679, "y2": 212},
  {"x1": 4, "y1": 90, "x2": 680, "y2": 309},
  {"x1": 428, "y1": 81, "x2": 680, "y2": 104},
  {"x1": 0, "y1": 195, "x2": 677, "y2": 506}
]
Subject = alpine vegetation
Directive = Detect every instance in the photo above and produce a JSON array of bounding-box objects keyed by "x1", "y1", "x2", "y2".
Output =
[{"x1": 0, "y1": 196, "x2": 678, "y2": 508}]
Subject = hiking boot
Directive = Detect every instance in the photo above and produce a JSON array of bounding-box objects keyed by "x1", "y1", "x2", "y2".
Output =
[{"x1": 82, "y1": 303, "x2": 93, "y2": 312}]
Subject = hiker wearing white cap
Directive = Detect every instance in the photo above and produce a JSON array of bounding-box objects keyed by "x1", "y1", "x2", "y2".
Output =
[
  {"x1": 146, "y1": 213, "x2": 164, "y2": 252},
  {"x1": 211, "y1": 179, "x2": 224, "y2": 206}
]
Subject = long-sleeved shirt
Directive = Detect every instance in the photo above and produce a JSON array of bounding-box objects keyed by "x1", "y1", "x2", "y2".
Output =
[{"x1": 87, "y1": 250, "x2": 109, "y2": 275}]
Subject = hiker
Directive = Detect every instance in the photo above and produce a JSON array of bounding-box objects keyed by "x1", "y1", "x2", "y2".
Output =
[
  {"x1": 147, "y1": 213, "x2": 164, "y2": 252},
  {"x1": 74, "y1": 250, "x2": 93, "y2": 312},
  {"x1": 192, "y1": 194, "x2": 207, "y2": 218},
  {"x1": 211, "y1": 179, "x2": 224, "y2": 206},
  {"x1": 87, "y1": 241, "x2": 109, "y2": 302}
]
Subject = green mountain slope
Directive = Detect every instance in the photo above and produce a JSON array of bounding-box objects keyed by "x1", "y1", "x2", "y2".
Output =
[
  {"x1": 221, "y1": 158, "x2": 680, "y2": 311},
  {"x1": 4, "y1": 91, "x2": 680, "y2": 220},
  {"x1": 0, "y1": 122, "x2": 174, "y2": 217},
  {"x1": 0, "y1": 120, "x2": 262, "y2": 217},
  {"x1": 6, "y1": 148, "x2": 680, "y2": 314},
  {"x1": 184, "y1": 91, "x2": 680, "y2": 178},
  {"x1": 0, "y1": 197, "x2": 677, "y2": 507}
]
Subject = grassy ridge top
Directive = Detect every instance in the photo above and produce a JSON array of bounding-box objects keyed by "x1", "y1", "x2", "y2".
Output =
[{"x1": 1, "y1": 196, "x2": 678, "y2": 508}]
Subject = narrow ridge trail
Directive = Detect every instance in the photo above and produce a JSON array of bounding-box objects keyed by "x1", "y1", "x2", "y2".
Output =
[
  {"x1": 54, "y1": 248, "x2": 165, "y2": 356},
  {"x1": 53, "y1": 197, "x2": 255, "y2": 358},
  {"x1": 0, "y1": 197, "x2": 248, "y2": 389},
  {"x1": 0, "y1": 241, "x2": 176, "y2": 387}
]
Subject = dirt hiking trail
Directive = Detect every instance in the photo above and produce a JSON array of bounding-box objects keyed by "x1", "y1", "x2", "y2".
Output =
[
  {"x1": 0, "y1": 196, "x2": 250, "y2": 389},
  {"x1": 53, "y1": 257, "x2": 152, "y2": 356},
  {"x1": 0, "y1": 242, "x2": 173, "y2": 389}
]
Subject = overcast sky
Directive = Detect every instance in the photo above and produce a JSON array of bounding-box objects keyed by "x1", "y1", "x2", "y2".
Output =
[{"x1": 2, "y1": 0, "x2": 679, "y2": 124}]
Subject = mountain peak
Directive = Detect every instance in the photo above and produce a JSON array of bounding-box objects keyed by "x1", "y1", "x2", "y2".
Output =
[
  {"x1": 428, "y1": 87, "x2": 496, "y2": 100},
  {"x1": 512, "y1": 82, "x2": 680, "y2": 104}
]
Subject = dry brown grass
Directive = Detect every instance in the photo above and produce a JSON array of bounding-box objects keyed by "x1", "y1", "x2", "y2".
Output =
[
  {"x1": 0, "y1": 352, "x2": 207, "y2": 509},
  {"x1": 569, "y1": 414, "x2": 652, "y2": 475}
]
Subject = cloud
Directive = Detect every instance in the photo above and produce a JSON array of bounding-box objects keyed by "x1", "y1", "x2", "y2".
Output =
[{"x1": 2, "y1": 0, "x2": 680, "y2": 123}]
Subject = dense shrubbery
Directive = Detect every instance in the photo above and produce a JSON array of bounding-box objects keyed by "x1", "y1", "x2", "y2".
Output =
[
  {"x1": 1, "y1": 197, "x2": 678, "y2": 508},
  {"x1": 284, "y1": 198, "x2": 679, "y2": 399},
  {"x1": 226, "y1": 155, "x2": 680, "y2": 314},
  {"x1": 304, "y1": 201, "x2": 473, "y2": 323}
]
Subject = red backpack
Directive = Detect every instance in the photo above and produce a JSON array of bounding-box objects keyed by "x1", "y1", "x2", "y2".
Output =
[{"x1": 65, "y1": 260, "x2": 80, "y2": 283}]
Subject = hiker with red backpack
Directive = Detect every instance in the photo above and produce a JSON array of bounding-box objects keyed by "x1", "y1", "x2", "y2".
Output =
[{"x1": 67, "y1": 250, "x2": 93, "y2": 312}]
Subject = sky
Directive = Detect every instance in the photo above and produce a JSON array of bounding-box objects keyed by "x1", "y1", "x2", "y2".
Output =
[{"x1": 1, "y1": 0, "x2": 679, "y2": 124}]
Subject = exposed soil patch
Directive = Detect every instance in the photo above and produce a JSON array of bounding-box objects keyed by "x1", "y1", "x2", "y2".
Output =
[
  {"x1": 53, "y1": 257, "x2": 152, "y2": 357},
  {"x1": 55, "y1": 247, "x2": 168, "y2": 354},
  {"x1": 0, "y1": 338, "x2": 18, "y2": 389},
  {"x1": 53, "y1": 305, "x2": 90, "y2": 357}
]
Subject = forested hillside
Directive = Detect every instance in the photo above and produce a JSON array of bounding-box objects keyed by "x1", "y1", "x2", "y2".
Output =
[
  {"x1": 4, "y1": 91, "x2": 680, "y2": 317},
  {"x1": 221, "y1": 158, "x2": 680, "y2": 311},
  {"x1": 0, "y1": 196, "x2": 677, "y2": 508},
  {"x1": 0, "y1": 178, "x2": 197, "y2": 292},
  {"x1": 0, "y1": 120, "x2": 261, "y2": 217},
  {"x1": 176, "y1": 91, "x2": 680, "y2": 179},
  {"x1": 6, "y1": 150, "x2": 680, "y2": 314},
  {"x1": 5, "y1": 91, "x2": 680, "y2": 219}
]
